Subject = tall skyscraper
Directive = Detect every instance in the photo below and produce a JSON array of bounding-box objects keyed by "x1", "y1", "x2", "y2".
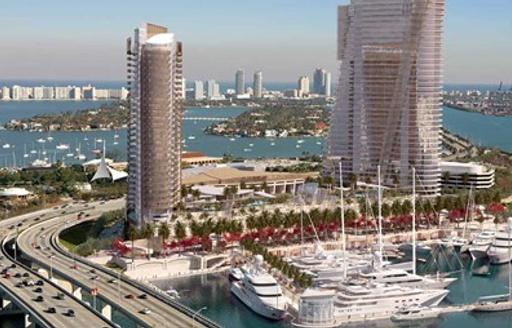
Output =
[
  {"x1": 313, "y1": 68, "x2": 326, "y2": 94},
  {"x1": 206, "y1": 80, "x2": 220, "y2": 99},
  {"x1": 324, "y1": 72, "x2": 331, "y2": 97},
  {"x1": 235, "y1": 69, "x2": 245, "y2": 95},
  {"x1": 126, "y1": 23, "x2": 183, "y2": 227},
  {"x1": 297, "y1": 76, "x2": 310, "y2": 97},
  {"x1": 193, "y1": 80, "x2": 204, "y2": 100},
  {"x1": 253, "y1": 71, "x2": 263, "y2": 98},
  {"x1": 324, "y1": 0, "x2": 444, "y2": 196}
]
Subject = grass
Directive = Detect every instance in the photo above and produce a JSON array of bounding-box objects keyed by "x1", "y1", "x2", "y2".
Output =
[{"x1": 59, "y1": 221, "x2": 94, "y2": 250}]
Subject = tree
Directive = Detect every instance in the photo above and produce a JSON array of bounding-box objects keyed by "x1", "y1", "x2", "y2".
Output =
[
  {"x1": 381, "y1": 203, "x2": 391, "y2": 218},
  {"x1": 141, "y1": 223, "x2": 154, "y2": 239},
  {"x1": 174, "y1": 221, "x2": 186, "y2": 240},
  {"x1": 158, "y1": 223, "x2": 171, "y2": 240},
  {"x1": 391, "y1": 200, "x2": 402, "y2": 216},
  {"x1": 348, "y1": 174, "x2": 358, "y2": 190},
  {"x1": 401, "y1": 199, "x2": 413, "y2": 215}
]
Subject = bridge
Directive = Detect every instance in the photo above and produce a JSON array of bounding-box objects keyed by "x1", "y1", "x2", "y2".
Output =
[
  {"x1": 0, "y1": 210, "x2": 116, "y2": 328},
  {"x1": 1, "y1": 200, "x2": 220, "y2": 328},
  {"x1": 184, "y1": 117, "x2": 229, "y2": 121}
]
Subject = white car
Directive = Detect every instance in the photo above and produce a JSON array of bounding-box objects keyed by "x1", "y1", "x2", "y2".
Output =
[{"x1": 140, "y1": 308, "x2": 151, "y2": 315}]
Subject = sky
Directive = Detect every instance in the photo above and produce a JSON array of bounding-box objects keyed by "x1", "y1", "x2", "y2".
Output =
[{"x1": 0, "y1": 0, "x2": 511, "y2": 84}]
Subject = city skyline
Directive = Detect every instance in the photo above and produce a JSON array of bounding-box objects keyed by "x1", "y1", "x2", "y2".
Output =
[{"x1": 0, "y1": 0, "x2": 511, "y2": 83}]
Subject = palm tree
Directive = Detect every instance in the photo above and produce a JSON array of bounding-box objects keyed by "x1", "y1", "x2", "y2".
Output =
[
  {"x1": 348, "y1": 173, "x2": 358, "y2": 190},
  {"x1": 174, "y1": 221, "x2": 186, "y2": 240},
  {"x1": 158, "y1": 223, "x2": 170, "y2": 240}
]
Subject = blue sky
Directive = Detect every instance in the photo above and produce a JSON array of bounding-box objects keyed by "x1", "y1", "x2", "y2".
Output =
[{"x1": 1, "y1": 0, "x2": 511, "y2": 83}]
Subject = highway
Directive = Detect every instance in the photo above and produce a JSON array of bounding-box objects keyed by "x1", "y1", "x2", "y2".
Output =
[
  {"x1": 16, "y1": 199, "x2": 219, "y2": 328},
  {"x1": 0, "y1": 205, "x2": 116, "y2": 328}
]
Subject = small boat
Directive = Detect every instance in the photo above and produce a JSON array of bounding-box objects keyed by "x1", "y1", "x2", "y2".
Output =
[
  {"x1": 47, "y1": 136, "x2": 54, "y2": 142},
  {"x1": 270, "y1": 142, "x2": 275, "y2": 146},
  {"x1": 42, "y1": 151, "x2": 47, "y2": 155},
  {"x1": 249, "y1": 143, "x2": 254, "y2": 147},
  {"x1": 391, "y1": 305, "x2": 440, "y2": 322},
  {"x1": 296, "y1": 145, "x2": 300, "y2": 148},
  {"x1": 229, "y1": 138, "x2": 236, "y2": 141},
  {"x1": 76, "y1": 154, "x2": 86, "y2": 161},
  {"x1": 56, "y1": 144, "x2": 70, "y2": 150},
  {"x1": 30, "y1": 150, "x2": 37, "y2": 154},
  {"x1": 473, "y1": 295, "x2": 512, "y2": 312},
  {"x1": 36, "y1": 138, "x2": 46, "y2": 143},
  {"x1": 165, "y1": 288, "x2": 180, "y2": 299},
  {"x1": 2, "y1": 143, "x2": 10, "y2": 149},
  {"x1": 243, "y1": 148, "x2": 252, "y2": 152},
  {"x1": 297, "y1": 139, "x2": 304, "y2": 144},
  {"x1": 114, "y1": 133, "x2": 119, "y2": 139},
  {"x1": 31, "y1": 159, "x2": 50, "y2": 168},
  {"x1": 96, "y1": 139, "x2": 104, "y2": 143},
  {"x1": 83, "y1": 137, "x2": 89, "y2": 141},
  {"x1": 23, "y1": 153, "x2": 29, "y2": 158},
  {"x1": 316, "y1": 141, "x2": 322, "y2": 145},
  {"x1": 113, "y1": 141, "x2": 119, "y2": 145},
  {"x1": 66, "y1": 153, "x2": 74, "y2": 157},
  {"x1": 228, "y1": 268, "x2": 244, "y2": 282},
  {"x1": 188, "y1": 136, "x2": 196, "y2": 140}
]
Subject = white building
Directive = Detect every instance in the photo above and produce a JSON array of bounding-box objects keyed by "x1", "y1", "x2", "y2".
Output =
[
  {"x1": 1, "y1": 86, "x2": 10, "y2": 100},
  {"x1": 54, "y1": 86, "x2": 71, "y2": 100},
  {"x1": 253, "y1": 71, "x2": 263, "y2": 98},
  {"x1": 71, "y1": 87, "x2": 81, "y2": 100},
  {"x1": 324, "y1": 72, "x2": 331, "y2": 97},
  {"x1": 11, "y1": 85, "x2": 32, "y2": 100},
  {"x1": 324, "y1": 0, "x2": 444, "y2": 196},
  {"x1": 206, "y1": 80, "x2": 220, "y2": 100},
  {"x1": 193, "y1": 80, "x2": 204, "y2": 100},
  {"x1": 298, "y1": 76, "x2": 310, "y2": 97},
  {"x1": 82, "y1": 85, "x2": 96, "y2": 100},
  {"x1": 440, "y1": 161, "x2": 495, "y2": 189}
]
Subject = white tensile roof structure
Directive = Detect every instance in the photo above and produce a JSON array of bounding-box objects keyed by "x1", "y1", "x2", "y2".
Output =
[
  {"x1": 0, "y1": 187, "x2": 32, "y2": 197},
  {"x1": 90, "y1": 145, "x2": 128, "y2": 182}
]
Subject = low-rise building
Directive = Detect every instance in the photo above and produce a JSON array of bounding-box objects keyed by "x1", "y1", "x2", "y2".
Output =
[{"x1": 440, "y1": 161, "x2": 495, "y2": 189}]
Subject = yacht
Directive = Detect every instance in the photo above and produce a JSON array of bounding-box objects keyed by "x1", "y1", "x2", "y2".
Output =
[
  {"x1": 165, "y1": 288, "x2": 180, "y2": 299},
  {"x1": 47, "y1": 136, "x2": 54, "y2": 142},
  {"x1": 31, "y1": 159, "x2": 51, "y2": 168},
  {"x1": 229, "y1": 138, "x2": 236, "y2": 141},
  {"x1": 469, "y1": 230, "x2": 495, "y2": 260},
  {"x1": 488, "y1": 230, "x2": 512, "y2": 264},
  {"x1": 438, "y1": 235, "x2": 468, "y2": 250},
  {"x1": 357, "y1": 269, "x2": 456, "y2": 289},
  {"x1": 56, "y1": 144, "x2": 69, "y2": 150},
  {"x1": 2, "y1": 143, "x2": 10, "y2": 149},
  {"x1": 333, "y1": 282, "x2": 448, "y2": 323},
  {"x1": 230, "y1": 255, "x2": 287, "y2": 320},
  {"x1": 297, "y1": 139, "x2": 305, "y2": 144},
  {"x1": 473, "y1": 295, "x2": 512, "y2": 312},
  {"x1": 228, "y1": 267, "x2": 244, "y2": 282},
  {"x1": 30, "y1": 150, "x2": 37, "y2": 154},
  {"x1": 36, "y1": 138, "x2": 46, "y2": 143},
  {"x1": 188, "y1": 136, "x2": 196, "y2": 140}
]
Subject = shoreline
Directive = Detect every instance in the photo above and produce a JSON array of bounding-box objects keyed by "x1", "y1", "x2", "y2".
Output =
[{"x1": 443, "y1": 103, "x2": 512, "y2": 117}]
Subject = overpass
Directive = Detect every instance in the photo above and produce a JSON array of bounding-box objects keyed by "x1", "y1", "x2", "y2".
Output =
[
  {"x1": 15, "y1": 199, "x2": 219, "y2": 328},
  {"x1": 0, "y1": 208, "x2": 116, "y2": 328}
]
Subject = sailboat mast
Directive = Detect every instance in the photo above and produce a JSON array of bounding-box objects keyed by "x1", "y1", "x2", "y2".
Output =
[
  {"x1": 377, "y1": 165, "x2": 383, "y2": 266},
  {"x1": 412, "y1": 166, "x2": 416, "y2": 276},
  {"x1": 339, "y1": 161, "x2": 347, "y2": 278}
]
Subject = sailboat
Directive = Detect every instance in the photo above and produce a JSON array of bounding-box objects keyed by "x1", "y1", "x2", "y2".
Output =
[
  {"x1": 473, "y1": 217, "x2": 512, "y2": 312},
  {"x1": 23, "y1": 144, "x2": 29, "y2": 158}
]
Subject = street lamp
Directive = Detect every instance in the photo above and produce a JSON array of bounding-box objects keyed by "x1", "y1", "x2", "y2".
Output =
[{"x1": 191, "y1": 306, "x2": 207, "y2": 327}]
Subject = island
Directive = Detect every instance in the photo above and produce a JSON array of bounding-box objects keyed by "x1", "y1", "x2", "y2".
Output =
[
  {"x1": 204, "y1": 104, "x2": 329, "y2": 138},
  {"x1": 443, "y1": 89, "x2": 512, "y2": 116}
]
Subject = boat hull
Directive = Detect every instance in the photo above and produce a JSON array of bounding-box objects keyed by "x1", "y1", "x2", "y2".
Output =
[{"x1": 230, "y1": 282, "x2": 287, "y2": 320}]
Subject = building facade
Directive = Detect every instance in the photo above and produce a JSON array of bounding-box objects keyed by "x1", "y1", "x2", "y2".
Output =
[
  {"x1": 324, "y1": 0, "x2": 444, "y2": 196},
  {"x1": 440, "y1": 161, "x2": 495, "y2": 190},
  {"x1": 126, "y1": 23, "x2": 183, "y2": 227},
  {"x1": 193, "y1": 80, "x2": 204, "y2": 100},
  {"x1": 253, "y1": 71, "x2": 263, "y2": 98},
  {"x1": 235, "y1": 69, "x2": 245, "y2": 95},
  {"x1": 298, "y1": 76, "x2": 310, "y2": 97}
]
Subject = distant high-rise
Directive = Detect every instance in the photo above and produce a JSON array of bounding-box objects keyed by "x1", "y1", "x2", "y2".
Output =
[
  {"x1": 253, "y1": 71, "x2": 263, "y2": 98},
  {"x1": 325, "y1": 0, "x2": 444, "y2": 196},
  {"x1": 193, "y1": 80, "x2": 204, "y2": 100},
  {"x1": 297, "y1": 76, "x2": 310, "y2": 97},
  {"x1": 324, "y1": 72, "x2": 331, "y2": 97},
  {"x1": 206, "y1": 80, "x2": 220, "y2": 99},
  {"x1": 235, "y1": 69, "x2": 245, "y2": 95},
  {"x1": 126, "y1": 23, "x2": 183, "y2": 227}
]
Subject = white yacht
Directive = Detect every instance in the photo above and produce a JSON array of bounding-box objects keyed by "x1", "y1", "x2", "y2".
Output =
[
  {"x1": 2, "y1": 143, "x2": 10, "y2": 149},
  {"x1": 357, "y1": 269, "x2": 456, "y2": 289},
  {"x1": 56, "y1": 144, "x2": 69, "y2": 150},
  {"x1": 188, "y1": 136, "x2": 196, "y2": 140},
  {"x1": 469, "y1": 230, "x2": 495, "y2": 260},
  {"x1": 333, "y1": 282, "x2": 448, "y2": 323},
  {"x1": 230, "y1": 255, "x2": 287, "y2": 320},
  {"x1": 488, "y1": 230, "x2": 512, "y2": 264}
]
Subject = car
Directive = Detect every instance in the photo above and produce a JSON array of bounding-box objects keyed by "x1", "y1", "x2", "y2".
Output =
[
  {"x1": 138, "y1": 294, "x2": 148, "y2": 299},
  {"x1": 15, "y1": 282, "x2": 23, "y2": 288},
  {"x1": 53, "y1": 206, "x2": 59, "y2": 210},
  {"x1": 24, "y1": 280, "x2": 35, "y2": 287},
  {"x1": 89, "y1": 269, "x2": 96, "y2": 274},
  {"x1": 100, "y1": 201, "x2": 106, "y2": 205},
  {"x1": 8, "y1": 225, "x2": 14, "y2": 230},
  {"x1": 56, "y1": 292, "x2": 65, "y2": 300},
  {"x1": 3, "y1": 273, "x2": 10, "y2": 279},
  {"x1": 125, "y1": 294, "x2": 134, "y2": 299},
  {"x1": 35, "y1": 245, "x2": 41, "y2": 250},
  {"x1": 1, "y1": 268, "x2": 8, "y2": 274},
  {"x1": 90, "y1": 275, "x2": 99, "y2": 281},
  {"x1": 108, "y1": 278, "x2": 117, "y2": 284},
  {"x1": 14, "y1": 273, "x2": 22, "y2": 278},
  {"x1": 85, "y1": 214, "x2": 90, "y2": 217},
  {"x1": 0, "y1": 255, "x2": 4, "y2": 260},
  {"x1": 140, "y1": 307, "x2": 151, "y2": 315},
  {"x1": 61, "y1": 211, "x2": 66, "y2": 214},
  {"x1": 35, "y1": 280, "x2": 44, "y2": 286},
  {"x1": 34, "y1": 287, "x2": 43, "y2": 293},
  {"x1": 34, "y1": 296, "x2": 44, "y2": 302},
  {"x1": 10, "y1": 264, "x2": 16, "y2": 269},
  {"x1": 65, "y1": 309, "x2": 75, "y2": 317},
  {"x1": 34, "y1": 217, "x2": 41, "y2": 221},
  {"x1": 40, "y1": 227, "x2": 45, "y2": 231},
  {"x1": 22, "y1": 272, "x2": 29, "y2": 278},
  {"x1": 17, "y1": 223, "x2": 22, "y2": 227},
  {"x1": 47, "y1": 307, "x2": 56, "y2": 313}
]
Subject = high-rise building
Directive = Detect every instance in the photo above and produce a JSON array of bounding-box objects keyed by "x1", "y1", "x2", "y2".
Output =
[
  {"x1": 324, "y1": 72, "x2": 331, "y2": 97},
  {"x1": 313, "y1": 68, "x2": 326, "y2": 94},
  {"x1": 206, "y1": 80, "x2": 220, "y2": 99},
  {"x1": 193, "y1": 81, "x2": 204, "y2": 100},
  {"x1": 71, "y1": 87, "x2": 81, "y2": 100},
  {"x1": 253, "y1": 71, "x2": 263, "y2": 98},
  {"x1": 297, "y1": 76, "x2": 310, "y2": 97},
  {"x1": 235, "y1": 69, "x2": 245, "y2": 95},
  {"x1": 82, "y1": 85, "x2": 96, "y2": 100},
  {"x1": 11, "y1": 85, "x2": 32, "y2": 100},
  {"x1": 1, "y1": 87, "x2": 10, "y2": 100},
  {"x1": 126, "y1": 23, "x2": 183, "y2": 227},
  {"x1": 54, "y1": 86, "x2": 71, "y2": 100},
  {"x1": 324, "y1": 0, "x2": 444, "y2": 196}
]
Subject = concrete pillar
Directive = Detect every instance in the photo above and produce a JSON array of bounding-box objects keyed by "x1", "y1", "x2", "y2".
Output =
[
  {"x1": 101, "y1": 304, "x2": 112, "y2": 320},
  {"x1": 73, "y1": 286, "x2": 82, "y2": 300}
]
